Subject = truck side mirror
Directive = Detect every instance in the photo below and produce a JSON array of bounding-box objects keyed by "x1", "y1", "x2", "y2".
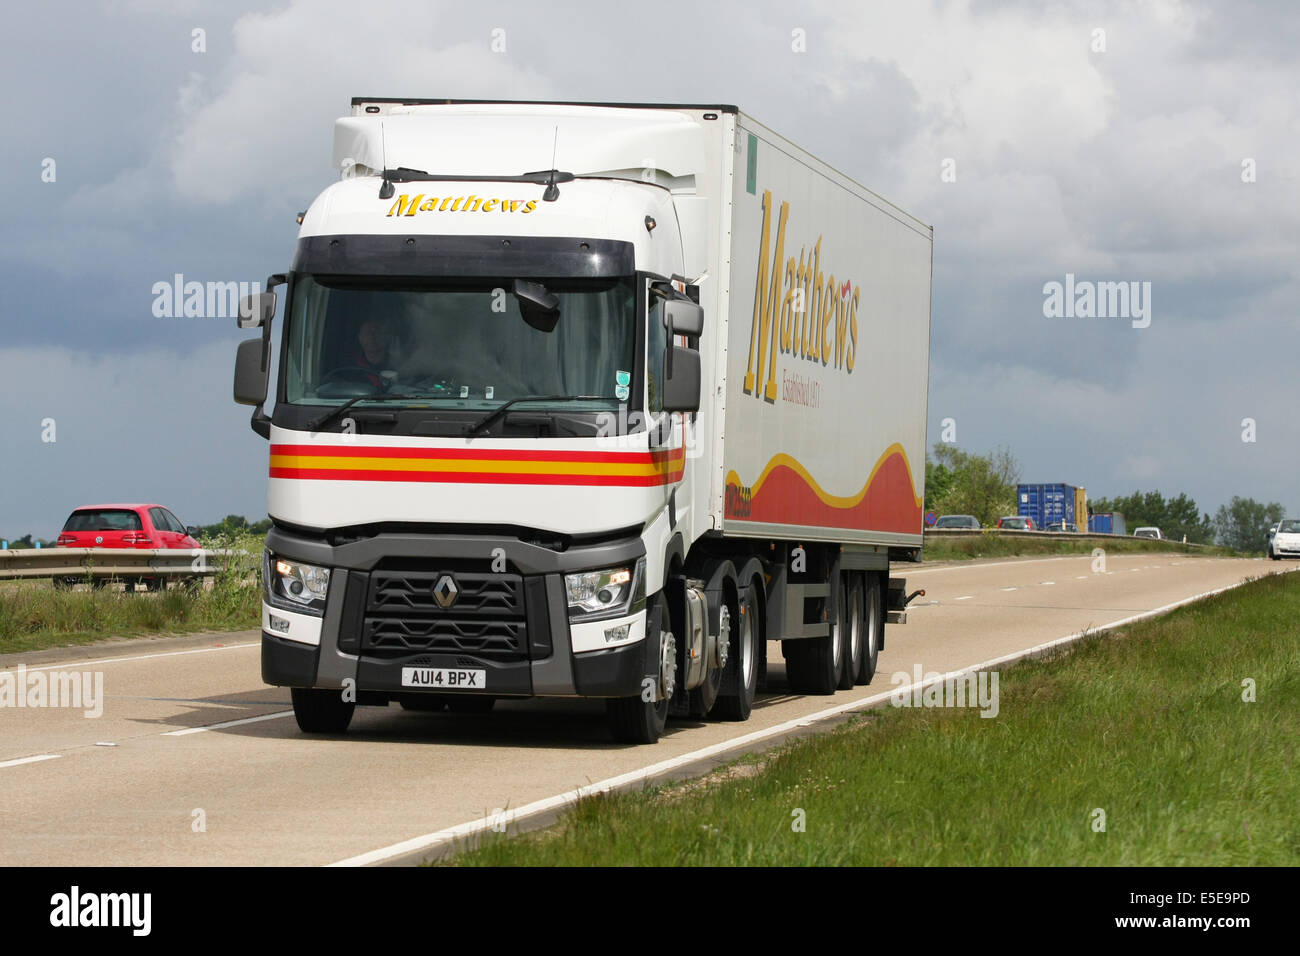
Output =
[
  {"x1": 238, "y1": 291, "x2": 278, "y2": 329},
  {"x1": 664, "y1": 299, "x2": 703, "y2": 337},
  {"x1": 234, "y1": 338, "x2": 269, "y2": 406},
  {"x1": 662, "y1": 346, "x2": 700, "y2": 413}
]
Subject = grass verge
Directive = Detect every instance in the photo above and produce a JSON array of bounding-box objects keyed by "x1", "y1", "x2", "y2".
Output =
[
  {"x1": 0, "y1": 533, "x2": 263, "y2": 654},
  {"x1": 922, "y1": 533, "x2": 1239, "y2": 562},
  {"x1": 447, "y1": 570, "x2": 1300, "y2": 865}
]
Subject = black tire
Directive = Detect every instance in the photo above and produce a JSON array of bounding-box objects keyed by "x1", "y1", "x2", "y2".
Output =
[
  {"x1": 146, "y1": 576, "x2": 167, "y2": 592},
  {"x1": 607, "y1": 598, "x2": 670, "y2": 743},
  {"x1": 855, "y1": 575, "x2": 882, "y2": 685},
  {"x1": 838, "y1": 574, "x2": 862, "y2": 690},
  {"x1": 712, "y1": 584, "x2": 759, "y2": 721},
  {"x1": 291, "y1": 687, "x2": 355, "y2": 734},
  {"x1": 1270, "y1": 547, "x2": 1279, "y2": 561},
  {"x1": 400, "y1": 696, "x2": 447, "y2": 712},
  {"x1": 445, "y1": 695, "x2": 496, "y2": 714},
  {"x1": 785, "y1": 599, "x2": 840, "y2": 695},
  {"x1": 52, "y1": 577, "x2": 72, "y2": 591}
]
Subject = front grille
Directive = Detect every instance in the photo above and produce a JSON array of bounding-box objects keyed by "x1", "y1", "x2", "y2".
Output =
[
  {"x1": 369, "y1": 570, "x2": 523, "y2": 616},
  {"x1": 365, "y1": 618, "x2": 524, "y2": 656},
  {"x1": 362, "y1": 567, "x2": 529, "y2": 662}
]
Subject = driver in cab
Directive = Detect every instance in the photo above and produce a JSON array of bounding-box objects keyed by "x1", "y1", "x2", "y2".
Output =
[{"x1": 343, "y1": 317, "x2": 393, "y2": 388}]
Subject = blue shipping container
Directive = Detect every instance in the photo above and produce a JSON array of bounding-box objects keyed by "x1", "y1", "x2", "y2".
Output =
[
  {"x1": 1088, "y1": 512, "x2": 1126, "y2": 535},
  {"x1": 1017, "y1": 483, "x2": 1077, "y2": 530}
]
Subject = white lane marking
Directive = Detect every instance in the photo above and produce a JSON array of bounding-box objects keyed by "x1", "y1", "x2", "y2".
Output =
[
  {"x1": 331, "y1": 566, "x2": 1300, "y2": 868},
  {"x1": 163, "y1": 711, "x2": 293, "y2": 736},
  {"x1": 1040, "y1": 581, "x2": 1055, "y2": 586},
  {"x1": 1000, "y1": 587, "x2": 1018, "y2": 592},
  {"x1": 955, "y1": 595, "x2": 973, "y2": 601},
  {"x1": 9, "y1": 642, "x2": 259, "y2": 673},
  {"x1": 908, "y1": 556, "x2": 1091, "y2": 575},
  {"x1": 0, "y1": 754, "x2": 61, "y2": 770},
  {"x1": 1076, "y1": 575, "x2": 1088, "y2": 579}
]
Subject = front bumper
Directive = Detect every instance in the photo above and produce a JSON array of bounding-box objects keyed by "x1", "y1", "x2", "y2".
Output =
[{"x1": 260, "y1": 526, "x2": 651, "y2": 700}]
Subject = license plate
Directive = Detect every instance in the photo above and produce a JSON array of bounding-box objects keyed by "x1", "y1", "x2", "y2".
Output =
[{"x1": 401, "y1": 667, "x2": 487, "y2": 689}]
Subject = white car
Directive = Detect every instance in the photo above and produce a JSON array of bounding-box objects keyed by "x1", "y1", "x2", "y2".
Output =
[
  {"x1": 1133, "y1": 527, "x2": 1162, "y2": 540},
  {"x1": 1269, "y1": 519, "x2": 1300, "y2": 559}
]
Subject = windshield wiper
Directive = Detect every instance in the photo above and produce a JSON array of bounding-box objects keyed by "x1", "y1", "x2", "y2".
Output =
[
  {"x1": 308, "y1": 394, "x2": 422, "y2": 432},
  {"x1": 465, "y1": 395, "x2": 605, "y2": 437}
]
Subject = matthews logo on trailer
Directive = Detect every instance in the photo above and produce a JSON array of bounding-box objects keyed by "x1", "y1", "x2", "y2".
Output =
[{"x1": 743, "y1": 190, "x2": 859, "y2": 403}]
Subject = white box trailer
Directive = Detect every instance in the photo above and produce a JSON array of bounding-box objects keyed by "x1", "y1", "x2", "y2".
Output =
[{"x1": 234, "y1": 100, "x2": 932, "y2": 743}]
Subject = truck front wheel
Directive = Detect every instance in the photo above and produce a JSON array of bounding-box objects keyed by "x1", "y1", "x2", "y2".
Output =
[
  {"x1": 712, "y1": 584, "x2": 758, "y2": 721},
  {"x1": 291, "y1": 687, "x2": 355, "y2": 734},
  {"x1": 606, "y1": 599, "x2": 671, "y2": 744}
]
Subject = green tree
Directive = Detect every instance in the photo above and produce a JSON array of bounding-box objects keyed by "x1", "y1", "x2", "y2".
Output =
[
  {"x1": 926, "y1": 444, "x2": 1020, "y2": 527},
  {"x1": 923, "y1": 458, "x2": 955, "y2": 514},
  {"x1": 1213, "y1": 497, "x2": 1285, "y2": 552},
  {"x1": 1092, "y1": 490, "x2": 1213, "y2": 542},
  {"x1": 194, "y1": 514, "x2": 270, "y2": 538}
]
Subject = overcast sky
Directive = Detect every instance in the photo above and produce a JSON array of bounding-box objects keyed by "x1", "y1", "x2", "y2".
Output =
[{"x1": 2, "y1": 0, "x2": 1297, "y2": 538}]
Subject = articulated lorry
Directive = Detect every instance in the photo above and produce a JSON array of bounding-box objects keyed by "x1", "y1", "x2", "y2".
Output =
[{"x1": 233, "y1": 100, "x2": 932, "y2": 743}]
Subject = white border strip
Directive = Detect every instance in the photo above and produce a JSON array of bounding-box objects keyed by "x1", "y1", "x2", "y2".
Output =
[
  {"x1": 8, "y1": 642, "x2": 258, "y2": 674},
  {"x1": 330, "y1": 569, "x2": 1288, "y2": 867},
  {"x1": 163, "y1": 711, "x2": 293, "y2": 736},
  {"x1": 0, "y1": 754, "x2": 62, "y2": 770}
]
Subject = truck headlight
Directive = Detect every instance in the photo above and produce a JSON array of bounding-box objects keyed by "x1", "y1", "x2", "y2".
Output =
[
  {"x1": 264, "y1": 550, "x2": 330, "y2": 614},
  {"x1": 565, "y1": 558, "x2": 645, "y2": 620}
]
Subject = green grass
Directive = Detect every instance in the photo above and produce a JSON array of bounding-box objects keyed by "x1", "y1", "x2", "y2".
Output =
[
  {"x1": 0, "y1": 532, "x2": 263, "y2": 654},
  {"x1": 922, "y1": 532, "x2": 1239, "y2": 562},
  {"x1": 447, "y1": 571, "x2": 1300, "y2": 865}
]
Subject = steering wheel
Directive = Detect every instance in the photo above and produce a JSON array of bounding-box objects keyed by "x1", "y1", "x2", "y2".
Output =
[
  {"x1": 321, "y1": 367, "x2": 381, "y2": 386},
  {"x1": 315, "y1": 366, "x2": 383, "y2": 399}
]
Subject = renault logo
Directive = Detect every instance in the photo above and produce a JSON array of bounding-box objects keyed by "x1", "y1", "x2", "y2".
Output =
[{"x1": 432, "y1": 574, "x2": 459, "y2": 608}]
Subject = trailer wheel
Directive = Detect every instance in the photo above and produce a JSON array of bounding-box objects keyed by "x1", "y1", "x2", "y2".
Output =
[
  {"x1": 855, "y1": 575, "x2": 882, "y2": 685},
  {"x1": 606, "y1": 598, "x2": 670, "y2": 744},
  {"x1": 838, "y1": 574, "x2": 862, "y2": 690},
  {"x1": 712, "y1": 584, "x2": 758, "y2": 721},
  {"x1": 291, "y1": 687, "x2": 355, "y2": 734},
  {"x1": 785, "y1": 582, "x2": 841, "y2": 695}
]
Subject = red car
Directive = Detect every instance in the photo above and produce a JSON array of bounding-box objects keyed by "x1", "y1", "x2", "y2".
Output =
[
  {"x1": 996, "y1": 515, "x2": 1034, "y2": 530},
  {"x1": 55, "y1": 504, "x2": 200, "y2": 590}
]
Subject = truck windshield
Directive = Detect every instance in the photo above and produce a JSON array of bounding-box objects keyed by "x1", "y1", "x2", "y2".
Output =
[{"x1": 283, "y1": 275, "x2": 637, "y2": 410}]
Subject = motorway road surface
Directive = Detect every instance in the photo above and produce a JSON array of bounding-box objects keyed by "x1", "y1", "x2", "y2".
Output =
[{"x1": 0, "y1": 553, "x2": 1286, "y2": 866}]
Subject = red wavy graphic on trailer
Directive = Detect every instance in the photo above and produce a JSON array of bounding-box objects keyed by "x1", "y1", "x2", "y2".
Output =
[{"x1": 724, "y1": 444, "x2": 922, "y2": 534}]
